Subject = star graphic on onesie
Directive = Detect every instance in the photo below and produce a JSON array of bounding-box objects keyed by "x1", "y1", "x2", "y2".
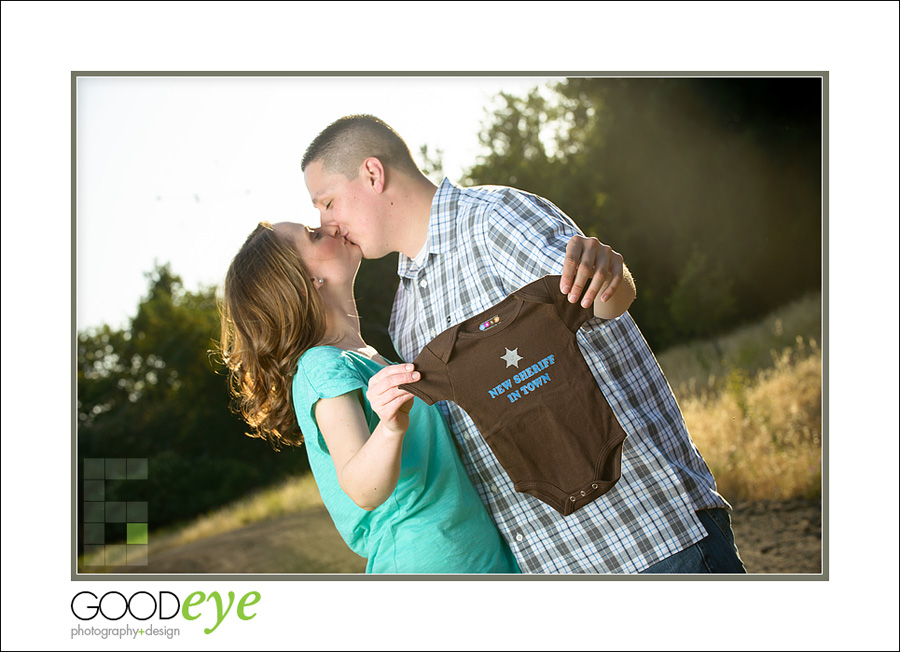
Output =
[{"x1": 501, "y1": 348, "x2": 523, "y2": 368}]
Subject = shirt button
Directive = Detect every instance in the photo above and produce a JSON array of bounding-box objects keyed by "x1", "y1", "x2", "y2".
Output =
[
  {"x1": 515, "y1": 533, "x2": 524, "y2": 542},
  {"x1": 419, "y1": 279, "x2": 428, "y2": 288},
  {"x1": 491, "y1": 485, "x2": 499, "y2": 493}
]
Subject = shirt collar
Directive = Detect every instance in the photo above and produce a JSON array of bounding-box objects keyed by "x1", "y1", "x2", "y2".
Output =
[{"x1": 397, "y1": 178, "x2": 460, "y2": 279}]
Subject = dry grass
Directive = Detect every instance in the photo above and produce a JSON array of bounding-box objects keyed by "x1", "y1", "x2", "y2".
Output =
[
  {"x1": 80, "y1": 473, "x2": 326, "y2": 567},
  {"x1": 658, "y1": 292, "x2": 823, "y2": 502},
  {"x1": 81, "y1": 293, "x2": 823, "y2": 565},
  {"x1": 657, "y1": 291, "x2": 821, "y2": 395},
  {"x1": 676, "y1": 340, "x2": 822, "y2": 501},
  {"x1": 163, "y1": 472, "x2": 325, "y2": 547}
]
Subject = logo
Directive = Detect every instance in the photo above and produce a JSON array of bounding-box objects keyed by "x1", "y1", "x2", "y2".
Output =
[
  {"x1": 71, "y1": 591, "x2": 179, "y2": 621},
  {"x1": 82, "y1": 458, "x2": 148, "y2": 567},
  {"x1": 70, "y1": 590, "x2": 261, "y2": 636}
]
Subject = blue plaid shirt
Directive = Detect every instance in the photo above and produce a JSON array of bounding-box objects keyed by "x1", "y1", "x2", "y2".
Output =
[{"x1": 389, "y1": 179, "x2": 729, "y2": 573}]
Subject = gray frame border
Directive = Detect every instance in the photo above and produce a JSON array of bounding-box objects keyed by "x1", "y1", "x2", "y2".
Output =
[{"x1": 71, "y1": 70, "x2": 828, "y2": 582}]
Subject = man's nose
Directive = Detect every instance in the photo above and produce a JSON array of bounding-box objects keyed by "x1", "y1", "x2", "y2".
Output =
[{"x1": 320, "y1": 223, "x2": 341, "y2": 237}]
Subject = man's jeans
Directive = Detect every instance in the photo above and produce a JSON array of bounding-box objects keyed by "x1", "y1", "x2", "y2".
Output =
[{"x1": 640, "y1": 508, "x2": 747, "y2": 574}]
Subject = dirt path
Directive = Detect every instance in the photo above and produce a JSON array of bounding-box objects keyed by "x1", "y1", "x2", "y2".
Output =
[
  {"x1": 134, "y1": 505, "x2": 367, "y2": 574},
  {"x1": 729, "y1": 498, "x2": 822, "y2": 574},
  {"x1": 106, "y1": 499, "x2": 821, "y2": 575}
]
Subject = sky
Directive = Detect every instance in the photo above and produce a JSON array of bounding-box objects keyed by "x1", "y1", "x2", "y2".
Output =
[{"x1": 77, "y1": 74, "x2": 560, "y2": 331}]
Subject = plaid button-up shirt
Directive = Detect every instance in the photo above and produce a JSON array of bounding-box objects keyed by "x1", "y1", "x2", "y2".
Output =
[{"x1": 389, "y1": 179, "x2": 729, "y2": 573}]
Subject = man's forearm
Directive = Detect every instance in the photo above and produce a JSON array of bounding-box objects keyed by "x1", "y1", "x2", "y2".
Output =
[{"x1": 592, "y1": 264, "x2": 635, "y2": 320}]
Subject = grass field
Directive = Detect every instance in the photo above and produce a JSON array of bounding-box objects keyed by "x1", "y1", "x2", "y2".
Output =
[
  {"x1": 87, "y1": 473, "x2": 328, "y2": 565},
  {"x1": 82, "y1": 291, "x2": 823, "y2": 562},
  {"x1": 656, "y1": 291, "x2": 822, "y2": 502}
]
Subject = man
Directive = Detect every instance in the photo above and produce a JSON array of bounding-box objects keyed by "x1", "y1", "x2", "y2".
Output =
[{"x1": 302, "y1": 114, "x2": 744, "y2": 574}]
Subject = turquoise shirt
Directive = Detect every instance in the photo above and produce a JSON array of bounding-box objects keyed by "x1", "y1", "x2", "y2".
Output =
[{"x1": 292, "y1": 346, "x2": 519, "y2": 574}]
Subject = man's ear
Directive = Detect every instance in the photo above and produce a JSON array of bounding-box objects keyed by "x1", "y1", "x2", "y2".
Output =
[{"x1": 361, "y1": 157, "x2": 386, "y2": 193}]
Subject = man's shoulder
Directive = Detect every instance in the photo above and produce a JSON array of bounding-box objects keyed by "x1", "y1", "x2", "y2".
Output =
[
  {"x1": 457, "y1": 183, "x2": 534, "y2": 208},
  {"x1": 454, "y1": 184, "x2": 548, "y2": 229}
]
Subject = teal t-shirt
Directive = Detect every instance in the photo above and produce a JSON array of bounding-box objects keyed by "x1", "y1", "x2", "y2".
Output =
[{"x1": 292, "y1": 346, "x2": 519, "y2": 574}]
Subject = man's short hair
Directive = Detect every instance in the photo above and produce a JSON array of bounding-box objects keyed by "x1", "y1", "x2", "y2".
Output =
[{"x1": 301, "y1": 114, "x2": 420, "y2": 179}]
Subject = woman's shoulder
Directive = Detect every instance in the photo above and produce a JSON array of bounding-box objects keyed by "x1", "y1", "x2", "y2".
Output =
[
  {"x1": 298, "y1": 345, "x2": 344, "y2": 366},
  {"x1": 296, "y1": 346, "x2": 373, "y2": 391},
  {"x1": 297, "y1": 345, "x2": 352, "y2": 378}
]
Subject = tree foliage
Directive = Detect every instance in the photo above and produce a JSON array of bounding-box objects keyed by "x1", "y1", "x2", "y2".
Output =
[
  {"x1": 76, "y1": 79, "x2": 822, "y2": 547},
  {"x1": 77, "y1": 264, "x2": 305, "y2": 539},
  {"x1": 464, "y1": 78, "x2": 822, "y2": 350}
]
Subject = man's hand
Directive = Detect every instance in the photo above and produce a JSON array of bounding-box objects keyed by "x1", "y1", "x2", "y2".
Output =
[{"x1": 560, "y1": 235, "x2": 625, "y2": 307}]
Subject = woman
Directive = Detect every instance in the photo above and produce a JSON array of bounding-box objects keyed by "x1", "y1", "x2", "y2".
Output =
[{"x1": 219, "y1": 221, "x2": 518, "y2": 574}]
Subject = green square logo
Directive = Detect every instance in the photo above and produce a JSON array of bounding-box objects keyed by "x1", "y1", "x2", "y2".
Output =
[
  {"x1": 81, "y1": 457, "x2": 149, "y2": 568},
  {"x1": 126, "y1": 522, "x2": 148, "y2": 545}
]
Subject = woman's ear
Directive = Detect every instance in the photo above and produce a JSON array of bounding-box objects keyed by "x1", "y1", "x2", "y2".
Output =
[{"x1": 362, "y1": 157, "x2": 385, "y2": 193}]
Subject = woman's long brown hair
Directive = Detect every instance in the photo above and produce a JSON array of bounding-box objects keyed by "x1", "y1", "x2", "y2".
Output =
[{"x1": 218, "y1": 222, "x2": 326, "y2": 450}]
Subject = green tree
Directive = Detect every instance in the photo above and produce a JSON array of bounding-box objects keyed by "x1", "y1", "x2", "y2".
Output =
[
  {"x1": 418, "y1": 143, "x2": 445, "y2": 186},
  {"x1": 77, "y1": 264, "x2": 304, "y2": 544},
  {"x1": 667, "y1": 248, "x2": 737, "y2": 351},
  {"x1": 464, "y1": 78, "x2": 822, "y2": 350}
]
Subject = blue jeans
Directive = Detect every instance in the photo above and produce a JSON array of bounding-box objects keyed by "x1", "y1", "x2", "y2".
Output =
[{"x1": 640, "y1": 508, "x2": 746, "y2": 574}]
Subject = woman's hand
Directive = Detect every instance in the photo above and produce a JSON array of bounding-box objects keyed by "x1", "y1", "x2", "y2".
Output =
[
  {"x1": 315, "y1": 364, "x2": 420, "y2": 511},
  {"x1": 366, "y1": 364, "x2": 420, "y2": 436}
]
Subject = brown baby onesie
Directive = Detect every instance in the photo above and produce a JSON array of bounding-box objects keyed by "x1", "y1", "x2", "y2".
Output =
[{"x1": 399, "y1": 274, "x2": 627, "y2": 516}]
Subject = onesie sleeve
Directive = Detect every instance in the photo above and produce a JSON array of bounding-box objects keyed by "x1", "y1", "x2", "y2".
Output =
[
  {"x1": 543, "y1": 275, "x2": 595, "y2": 333},
  {"x1": 398, "y1": 345, "x2": 453, "y2": 406}
]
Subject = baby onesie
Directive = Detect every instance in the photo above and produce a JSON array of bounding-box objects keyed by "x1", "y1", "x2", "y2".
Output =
[{"x1": 399, "y1": 274, "x2": 628, "y2": 516}]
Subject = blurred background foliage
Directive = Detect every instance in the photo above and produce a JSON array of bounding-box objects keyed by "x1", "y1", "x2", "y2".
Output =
[
  {"x1": 78, "y1": 78, "x2": 822, "y2": 548},
  {"x1": 459, "y1": 77, "x2": 821, "y2": 350},
  {"x1": 77, "y1": 265, "x2": 307, "y2": 551}
]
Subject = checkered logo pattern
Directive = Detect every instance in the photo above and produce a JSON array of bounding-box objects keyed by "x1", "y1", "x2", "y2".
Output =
[{"x1": 82, "y1": 458, "x2": 148, "y2": 566}]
